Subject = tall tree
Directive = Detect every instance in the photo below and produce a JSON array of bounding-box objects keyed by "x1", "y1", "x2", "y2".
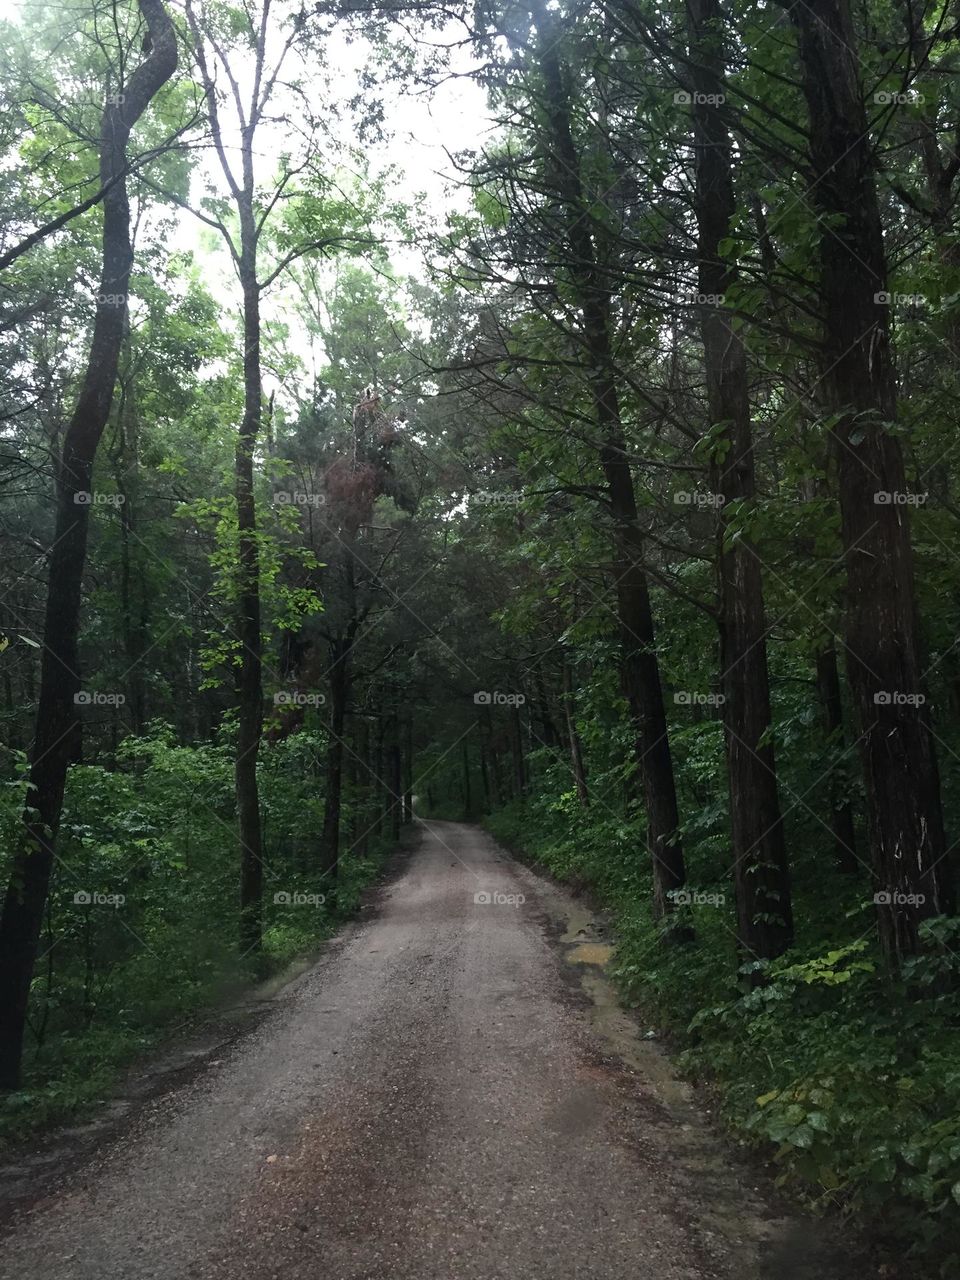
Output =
[
  {"x1": 786, "y1": 0, "x2": 952, "y2": 960},
  {"x1": 182, "y1": 0, "x2": 361, "y2": 952},
  {"x1": 0, "y1": 0, "x2": 177, "y2": 1091},
  {"x1": 684, "y1": 0, "x2": 793, "y2": 957}
]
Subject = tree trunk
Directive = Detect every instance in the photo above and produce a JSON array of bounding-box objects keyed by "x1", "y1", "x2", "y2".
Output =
[
  {"x1": 789, "y1": 0, "x2": 952, "y2": 960},
  {"x1": 320, "y1": 635, "x2": 350, "y2": 885},
  {"x1": 403, "y1": 715, "x2": 413, "y2": 823},
  {"x1": 235, "y1": 255, "x2": 264, "y2": 956},
  {"x1": 461, "y1": 739, "x2": 472, "y2": 817},
  {"x1": 372, "y1": 716, "x2": 384, "y2": 839},
  {"x1": 479, "y1": 742, "x2": 491, "y2": 812},
  {"x1": 484, "y1": 708, "x2": 505, "y2": 806},
  {"x1": 687, "y1": 0, "x2": 793, "y2": 959},
  {"x1": 0, "y1": 0, "x2": 177, "y2": 1091},
  {"x1": 813, "y1": 645, "x2": 860, "y2": 874},
  {"x1": 354, "y1": 716, "x2": 370, "y2": 856},
  {"x1": 389, "y1": 713, "x2": 402, "y2": 840},
  {"x1": 114, "y1": 385, "x2": 147, "y2": 733},
  {"x1": 534, "y1": 8, "x2": 687, "y2": 920},
  {"x1": 509, "y1": 706, "x2": 525, "y2": 799},
  {"x1": 562, "y1": 657, "x2": 590, "y2": 807},
  {"x1": 532, "y1": 665, "x2": 558, "y2": 748}
]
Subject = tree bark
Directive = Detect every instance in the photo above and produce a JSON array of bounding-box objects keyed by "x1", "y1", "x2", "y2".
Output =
[
  {"x1": 813, "y1": 645, "x2": 860, "y2": 875},
  {"x1": 483, "y1": 707, "x2": 505, "y2": 806},
  {"x1": 389, "y1": 712, "x2": 402, "y2": 840},
  {"x1": 372, "y1": 716, "x2": 384, "y2": 838},
  {"x1": 509, "y1": 705, "x2": 526, "y2": 800},
  {"x1": 687, "y1": 0, "x2": 793, "y2": 959},
  {"x1": 562, "y1": 657, "x2": 590, "y2": 807},
  {"x1": 353, "y1": 715, "x2": 370, "y2": 856},
  {"x1": 479, "y1": 743, "x2": 491, "y2": 811},
  {"x1": 461, "y1": 739, "x2": 472, "y2": 818},
  {"x1": 320, "y1": 634, "x2": 351, "y2": 886},
  {"x1": 403, "y1": 715, "x2": 413, "y2": 823},
  {"x1": 789, "y1": 0, "x2": 952, "y2": 960},
  {"x1": 0, "y1": 0, "x2": 177, "y2": 1091},
  {"x1": 235, "y1": 255, "x2": 264, "y2": 955}
]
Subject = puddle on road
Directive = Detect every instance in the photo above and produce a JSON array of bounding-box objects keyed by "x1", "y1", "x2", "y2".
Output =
[{"x1": 566, "y1": 942, "x2": 614, "y2": 967}]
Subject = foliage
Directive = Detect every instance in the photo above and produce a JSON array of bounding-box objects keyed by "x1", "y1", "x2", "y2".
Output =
[{"x1": 0, "y1": 724, "x2": 392, "y2": 1149}]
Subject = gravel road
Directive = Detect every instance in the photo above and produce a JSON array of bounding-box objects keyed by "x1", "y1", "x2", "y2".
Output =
[{"x1": 0, "y1": 820, "x2": 849, "y2": 1280}]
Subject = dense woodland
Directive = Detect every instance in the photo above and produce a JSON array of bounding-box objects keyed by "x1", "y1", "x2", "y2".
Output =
[{"x1": 2, "y1": 0, "x2": 960, "y2": 1269}]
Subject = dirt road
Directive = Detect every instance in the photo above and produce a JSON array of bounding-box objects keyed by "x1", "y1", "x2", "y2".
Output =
[{"x1": 0, "y1": 821, "x2": 847, "y2": 1279}]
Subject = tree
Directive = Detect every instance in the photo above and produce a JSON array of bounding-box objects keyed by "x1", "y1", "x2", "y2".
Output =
[
  {"x1": 786, "y1": 0, "x2": 952, "y2": 960},
  {"x1": 181, "y1": 0, "x2": 366, "y2": 952},
  {"x1": 683, "y1": 0, "x2": 793, "y2": 957},
  {"x1": 0, "y1": 0, "x2": 178, "y2": 1091}
]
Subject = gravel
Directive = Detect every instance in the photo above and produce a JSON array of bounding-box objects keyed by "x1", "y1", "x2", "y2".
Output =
[{"x1": 0, "y1": 820, "x2": 849, "y2": 1280}]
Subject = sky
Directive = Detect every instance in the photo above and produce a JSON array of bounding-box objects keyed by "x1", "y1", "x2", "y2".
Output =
[
  {"x1": 171, "y1": 12, "x2": 492, "y2": 272},
  {"x1": 159, "y1": 8, "x2": 493, "y2": 382},
  {"x1": 7, "y1": 1, "x2": 492, "y2": 352}
]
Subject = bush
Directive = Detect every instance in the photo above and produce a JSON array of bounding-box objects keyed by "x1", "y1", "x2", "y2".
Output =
[{"x1": 0, "y1": 724, "x2": 394, "y2": 1148}]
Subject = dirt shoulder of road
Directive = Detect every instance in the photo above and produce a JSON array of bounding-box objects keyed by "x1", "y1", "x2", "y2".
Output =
[{"x1": 489, "y1": 829, "x2": 866, "y2": 1280}]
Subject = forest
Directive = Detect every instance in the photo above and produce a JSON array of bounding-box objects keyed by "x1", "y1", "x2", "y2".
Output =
[{"x1": 1, "y1": 0, "x2": 960, "y2": 1273}]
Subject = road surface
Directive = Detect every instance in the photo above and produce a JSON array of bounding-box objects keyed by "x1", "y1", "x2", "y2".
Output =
[{"x1": 0, "y1": 821, "x2": 847, "y2": 1279}]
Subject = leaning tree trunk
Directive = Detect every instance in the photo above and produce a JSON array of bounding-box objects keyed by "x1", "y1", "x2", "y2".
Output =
[
  {"x1": 534, "y1": 7, "x2": 687, "y2": 921},
  {"x1": 0, "y1": 0, "x2": 177, "y2": 1091},
  {"x1": 788, "y1": 0, "x2": 952, "y2": 961},
  {"x1": 687, "y1": 0, "x2": 793, "y2": 959}
]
